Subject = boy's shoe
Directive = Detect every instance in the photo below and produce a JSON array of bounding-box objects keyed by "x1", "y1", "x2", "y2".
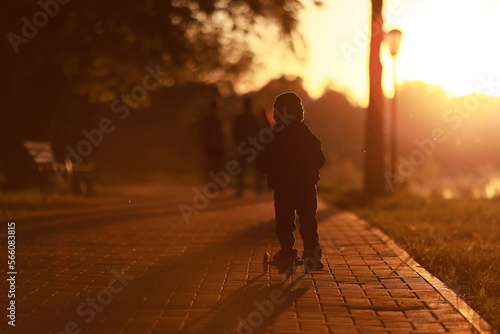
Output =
[
  {"x1": 302, "y1": 248, "x2": 324, "y2": 271},
  {"x1": 273, "y1": 248, "x2": 299, "y2": 264},
  {"x1": 302, "y1": 248, "x2": 322, "y2": 260}
]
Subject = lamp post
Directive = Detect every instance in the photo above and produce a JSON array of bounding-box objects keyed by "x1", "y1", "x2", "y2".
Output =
[{"x1": 386, "y1": 29, "x2": 402, "y2": 188}]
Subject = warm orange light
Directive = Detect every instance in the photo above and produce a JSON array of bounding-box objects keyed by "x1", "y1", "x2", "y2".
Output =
[
  {"x1": 386, "y1": 29, "x2": 402, "y2": 57},
  {"x1": 235, "y1": 0, "x2": 500, "y2": 105},
  {"x1": 292, "y1": 0, "x2": 500, "y2": 104}
]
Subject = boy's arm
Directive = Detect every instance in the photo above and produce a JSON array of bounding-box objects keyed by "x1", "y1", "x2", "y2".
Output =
[
  {"x1": 316, "y1": 139, "x2": 326, "y2": 170},
  {"x1": 307, "y1": 134, "x2": 326, "y2": 171}
]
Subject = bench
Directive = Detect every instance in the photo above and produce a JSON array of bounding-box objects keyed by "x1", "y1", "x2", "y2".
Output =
[{"x1": 23, "y1": 141, "x2": 95, "y2": 194}]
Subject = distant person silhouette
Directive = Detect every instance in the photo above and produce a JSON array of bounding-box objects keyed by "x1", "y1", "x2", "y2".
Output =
[
  {"x1": 259, "y1": 108, "x2": 271, "y2": 128},
  {"x1": 233, "y1": 98, "x2": 263, "y2": 196},
  {"x1": 256, "y1": 108, "x2": 271, "y2": 191},
  {"x1": 257, "y1": 92, "x2": 326, "y2": 269},
  {"x1": 201, "y1": 100, "x2": 225, "y2": 180}
]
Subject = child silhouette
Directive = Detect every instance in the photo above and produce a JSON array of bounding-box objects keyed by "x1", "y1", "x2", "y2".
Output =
[{"x1": 257, "y1": 92, "x2": 326, "y2": 270}]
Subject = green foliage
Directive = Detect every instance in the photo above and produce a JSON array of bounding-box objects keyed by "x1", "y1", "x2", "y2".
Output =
[
  {"x1": 2, "y1": 0, "x2": 307, "y2": 103},
  {"x1": 0, "y1": 0, "x2": 314, "y2": 188},
  {"x1": 320, "y1": 188, "x2": 500, "y2": 330}
]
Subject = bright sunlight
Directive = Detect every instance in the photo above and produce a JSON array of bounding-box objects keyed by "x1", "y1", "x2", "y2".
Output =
[{"x1": 255, "y1": 0, "x2": 500, "y2": 105}]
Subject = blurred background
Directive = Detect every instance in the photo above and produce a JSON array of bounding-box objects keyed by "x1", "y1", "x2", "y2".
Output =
[{"x1": 1, "y1": 0, "x2": 500, "y2": 198}]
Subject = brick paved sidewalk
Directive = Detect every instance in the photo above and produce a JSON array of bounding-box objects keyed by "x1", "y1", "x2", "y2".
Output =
[{"x1": 1, "y1": 184, "x2": 494, "y2": 334}]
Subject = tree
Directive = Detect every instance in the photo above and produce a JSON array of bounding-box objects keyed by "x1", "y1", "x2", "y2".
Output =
[
  {"x1": 0, "y1": 0, "x2": 309, "y2": 188},
  {"x1": 363, "y1": 0, "x2": 387, "y2": 197}
]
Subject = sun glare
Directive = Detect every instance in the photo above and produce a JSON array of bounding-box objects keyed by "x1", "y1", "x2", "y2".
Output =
[
  {"x1": 393, "y1": 0, "x2": 500, "y2": 98},
  {"x1": 296, "y1": 0, "x2": 500, "y2": 105}
]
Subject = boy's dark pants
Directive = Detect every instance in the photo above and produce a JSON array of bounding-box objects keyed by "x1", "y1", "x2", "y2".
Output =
[{"x1": 274, "y1": 183, "x2": 320, "y2": 255}]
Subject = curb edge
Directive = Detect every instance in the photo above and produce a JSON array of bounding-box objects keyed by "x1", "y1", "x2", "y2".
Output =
[{"x1": 361, "y1": 220, "x2": 496, "y2": 334}]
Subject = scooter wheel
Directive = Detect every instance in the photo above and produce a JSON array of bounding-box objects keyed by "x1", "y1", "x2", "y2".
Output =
[{"x1": 263, "y1": 252, "x2": 269, "y2": 273}]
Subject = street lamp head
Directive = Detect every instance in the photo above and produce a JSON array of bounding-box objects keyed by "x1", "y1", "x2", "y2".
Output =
[{"x1": 387, "y1": 29, "x2": 402, "y2": 57}]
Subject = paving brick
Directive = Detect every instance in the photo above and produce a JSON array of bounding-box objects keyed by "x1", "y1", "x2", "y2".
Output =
[{"x1": 4, "y1": 184, "x2": 491, "y2": 333}]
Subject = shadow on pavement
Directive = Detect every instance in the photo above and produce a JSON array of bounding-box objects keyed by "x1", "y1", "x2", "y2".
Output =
[
  {"x1": 16, "y1": 192, "x2": 273, "y2": 239},
  {"x1": 184, "y1": 275, "x2": 309, "y2": 334},
  {"x1": 160, "y1": 216, "x2": 309, "y2": 334},
  {"x1": 27, "y1": 188, "x2": 322, "y2": 333}
]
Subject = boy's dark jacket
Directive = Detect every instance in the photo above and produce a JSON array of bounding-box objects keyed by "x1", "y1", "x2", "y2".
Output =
[{"x1": 256, "y1": 121, "x2": 326, "y2": 188}]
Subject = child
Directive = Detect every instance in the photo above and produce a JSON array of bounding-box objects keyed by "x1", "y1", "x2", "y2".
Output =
[{"x1": 257, "y1": 92, "x2": 326, "y2": 270}]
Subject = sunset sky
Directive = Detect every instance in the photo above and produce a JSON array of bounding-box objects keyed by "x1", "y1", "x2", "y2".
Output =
[{"x1": 242, "y1": 0, "x2": 500, "y2": 106}]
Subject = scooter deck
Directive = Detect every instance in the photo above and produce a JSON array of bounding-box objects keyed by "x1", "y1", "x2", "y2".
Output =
[
  {"x1": 263, "y1": 252, "x2": 324, "y2": 274},
  {"x1": 263, "y1": 252, "x2": 303, "y2": 274}
]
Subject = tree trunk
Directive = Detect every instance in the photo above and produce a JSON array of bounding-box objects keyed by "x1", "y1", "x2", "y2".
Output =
[{"x1": 363, "y1": 0, "x2": 387, "y2": 197}]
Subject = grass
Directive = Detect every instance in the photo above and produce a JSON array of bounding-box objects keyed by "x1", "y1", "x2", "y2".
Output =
[
  {"x1": 0, "y1": 172, "x2": 205, "y2": 220},
  {"x1": 0, "y1": 171, "x2": 204, "y2": 220},
  {"x1": 319, "y1": 187, "x2": 500, "y2": 330},
  {"x1": 0, "y1": 188, "x2": 89, "y2": 220}
]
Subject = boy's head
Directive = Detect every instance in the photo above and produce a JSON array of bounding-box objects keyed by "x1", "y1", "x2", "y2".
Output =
[{"x1": 273, "y1": 92, "x2": 304, "y2": 123}]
